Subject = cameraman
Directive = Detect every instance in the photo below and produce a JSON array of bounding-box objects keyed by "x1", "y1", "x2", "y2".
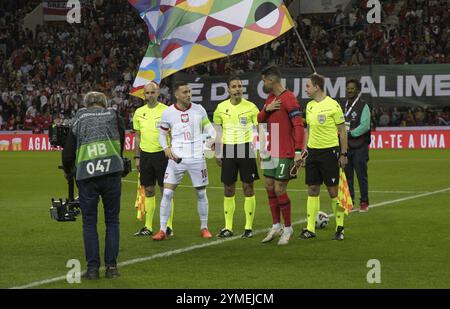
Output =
[{"x1": 62, "y1": 91, "x2": 125, "y2": 280}]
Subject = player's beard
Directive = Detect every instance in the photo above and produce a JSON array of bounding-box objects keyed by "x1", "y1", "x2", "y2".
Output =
[{"x1": 262, "y1": 85, "x2": 271, "y2": 93}]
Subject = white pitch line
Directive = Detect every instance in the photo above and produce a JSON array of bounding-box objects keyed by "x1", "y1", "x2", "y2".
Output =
[
  {"x1": 121, "y1": 179, "x2": 428, "y2": 194},
  {"x1": 10, "y1": 187, "x2": 450, "y2": 289}
]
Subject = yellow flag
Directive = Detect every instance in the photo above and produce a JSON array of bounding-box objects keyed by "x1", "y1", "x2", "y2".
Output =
[
  {"x1": 134, "y1": 173, "x2": 146, "y2": 221},
  {"x1": 338, "y1": 169, "x2": 353, "y2": 215}
]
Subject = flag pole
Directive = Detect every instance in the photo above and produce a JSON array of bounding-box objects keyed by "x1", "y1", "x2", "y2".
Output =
[{"x1": 292, "y1": 25, "x2": 317, "y2": 74}]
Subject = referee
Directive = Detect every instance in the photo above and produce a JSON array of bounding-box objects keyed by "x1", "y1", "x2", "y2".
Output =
[
  {"x1": 300, "y1": 74, "x2": 348, "y2": 241},
  {"x1": 133, "y1": 82, "x2": 174, "y2": 237},
  {"x1": 213, "y1": 76, "x2": 260, "y2": 238}
]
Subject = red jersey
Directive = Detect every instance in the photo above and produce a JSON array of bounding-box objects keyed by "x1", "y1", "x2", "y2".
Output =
[
  {"x1": 24, "y1": 115, "x2": 34, "y2": 130},
  {"x1": 257, "y1": 90, "x2": 304, "y2": 158},
  {"x1": 41, "y1": 114, "x2": 52, "y2": 130}
]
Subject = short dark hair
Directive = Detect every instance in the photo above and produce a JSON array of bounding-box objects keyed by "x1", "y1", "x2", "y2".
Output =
[
  {"x1": 308, "y1": 74, "x2": 325, "y2": 91},
  {"x1": 172, "y1": 81, "x2": 188, "y2": 93},
  {"x1": 346, "y1": 78, "x2": 361, "y2": 90},
  {"x1": 261, "y1": 66, "x2": 281, "y2": 81},
  {"x1": 227, "y1": 76, "x2": 241, "y2": 86}
]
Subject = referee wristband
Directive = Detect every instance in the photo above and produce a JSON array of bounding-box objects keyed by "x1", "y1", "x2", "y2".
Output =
[{"x1": 134, "y1": 156, "x2": 140, "y2": 159}]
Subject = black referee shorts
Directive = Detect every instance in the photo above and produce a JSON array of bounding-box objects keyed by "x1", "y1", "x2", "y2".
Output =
[
  {"x1": 221, "y1": 143, "x2": 259, "y2": 186},
  {"x1": 140, "y1": 150, "x2": 168, "y2": 187},
  {"x1": 305, "y1": 147, "x2": 340, "y2": 187}
]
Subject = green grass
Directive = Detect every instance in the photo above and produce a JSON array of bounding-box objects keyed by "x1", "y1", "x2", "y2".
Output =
[{"x1": 0, "y1": 150, "x2": 449, "y2": 288}]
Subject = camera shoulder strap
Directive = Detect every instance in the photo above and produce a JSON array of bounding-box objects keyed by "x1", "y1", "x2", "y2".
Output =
[{"x1": 114, "y1": 110, "x2": 124, "y2": 157}]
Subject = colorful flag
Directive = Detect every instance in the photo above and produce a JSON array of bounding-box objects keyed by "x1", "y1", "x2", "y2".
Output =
[
  {"x1": 134, "y1": 173, "x2": 146, "y2": 221},
  {"x1": 128, "y1": 0, "x2": 294, "y2": 98},
  {"x1": 338, "y1": 169, "x2": 353, "y2": 215}
]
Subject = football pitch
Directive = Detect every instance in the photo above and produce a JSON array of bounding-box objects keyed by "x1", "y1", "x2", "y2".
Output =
[{"x1": 0, "y1": 149, "x2": 449, "y2": 289}]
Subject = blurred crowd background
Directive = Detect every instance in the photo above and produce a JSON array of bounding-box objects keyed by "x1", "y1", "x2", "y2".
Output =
[{"x1": 0, "y1": 0, "x2": 449, "y2": 131}]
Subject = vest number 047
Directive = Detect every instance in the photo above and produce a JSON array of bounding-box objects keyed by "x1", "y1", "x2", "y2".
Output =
[{"x1": 86, "y1": 159, "x2": 111, "y2": 174}]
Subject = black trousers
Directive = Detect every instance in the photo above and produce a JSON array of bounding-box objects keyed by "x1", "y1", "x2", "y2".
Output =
[{"x1": 344, "y1": 145, "x2": 369, "y2": 204}]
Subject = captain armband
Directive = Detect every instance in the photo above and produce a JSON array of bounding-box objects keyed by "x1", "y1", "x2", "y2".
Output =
[{"x1": 288, "y1": 109, "x2": 302, "y2": 119}]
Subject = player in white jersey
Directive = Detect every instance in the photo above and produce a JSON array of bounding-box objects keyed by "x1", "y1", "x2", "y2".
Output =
[{"x1": 152, "y1": 81, "x2": 216, "y2": 240}]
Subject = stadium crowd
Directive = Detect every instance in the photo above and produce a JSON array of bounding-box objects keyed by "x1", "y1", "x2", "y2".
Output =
[
  {"x1": 371, "y1": 106, "x2": 450, "y2": 127},
  {"x1": 0, "y1": 0, "x2": 449, "y2": 131}
]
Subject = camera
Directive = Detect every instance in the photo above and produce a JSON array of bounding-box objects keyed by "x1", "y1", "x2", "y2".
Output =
[
  {"x1": 50, "y1": 198, "x2": 80, "y2": 221},
  {"x1": 49, "y1": 124, "x2": 70, "y2": 147},
  {"x1": 50, "y1": 166, "x2": 81, "y2": 222}
]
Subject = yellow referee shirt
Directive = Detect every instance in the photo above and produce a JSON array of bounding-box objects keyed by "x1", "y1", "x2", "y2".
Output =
[
  {"x1": 213, "y1": 98, "x2": 259, "y2": 144},
  {"x1": 133, "y1": 102, "x2": 167, "y2": 153},
  {"x1": 306, "y1": 96, "x2": 345, "y2": 149}
]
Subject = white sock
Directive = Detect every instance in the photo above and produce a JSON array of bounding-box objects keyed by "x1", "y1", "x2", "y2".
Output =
[
  {"x1": 196, "y1": 189, "x2": 208, "y2": 229},
  {"x1": 284, "y1": 226, "x2": 293, "y2": 234},
  {"x1": 160, "y1": 189, "x2": 174, "y2": 231},
  {"x1": 272, "y1": 223, "x2": 282, "y2": 230}
]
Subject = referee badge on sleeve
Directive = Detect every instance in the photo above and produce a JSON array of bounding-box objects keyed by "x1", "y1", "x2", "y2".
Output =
[
  {"x1": 240, "y1": 117, "x2": 247, "y2": 126},
  {"x1": 318, "y1": 114, "x2": 326, "y2": 124}
]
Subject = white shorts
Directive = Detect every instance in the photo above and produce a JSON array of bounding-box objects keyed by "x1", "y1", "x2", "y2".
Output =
[{"x1": 164, "y1": 158, "x2": 209, "y2": 187}]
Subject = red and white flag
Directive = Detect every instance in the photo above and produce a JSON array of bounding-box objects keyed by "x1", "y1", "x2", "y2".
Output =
[{"x1": 43, "y1": 1, "x2": 71, "y2": 22}]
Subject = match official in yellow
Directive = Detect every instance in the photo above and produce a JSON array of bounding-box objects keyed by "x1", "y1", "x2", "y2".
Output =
[
  {"x1": 300, "y1": 74, "x2": 348, "y2": 241},
  {"x1": 133, "y1": 82, "x2": 174, "y2": 237},
  {"x1": 213, "y1": 76, "x2": 260, "y2": 238}
]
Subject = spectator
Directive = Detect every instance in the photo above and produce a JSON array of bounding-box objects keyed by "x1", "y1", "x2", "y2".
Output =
[
  {"x1": 391, "y1": 107, "x2": 402, "y2": 126},
  {"x1": 414, "y1": 107, "x2": 425, "y2": 125},
  {"x1": 333, "y1": 9, "x2": 346, "y2": 26},
  {"x1": 437, "y1": 112, "x2": 449, "y2": 125},
  {"x1": 25, "y1": 104, "x2": 37, "y2": 117},
  {"x1": 379, "y1": 110, "x2": 390, "y2": 126},
  {"x1": 405, "y1": 110, "x2": 416, "y2": 126}
]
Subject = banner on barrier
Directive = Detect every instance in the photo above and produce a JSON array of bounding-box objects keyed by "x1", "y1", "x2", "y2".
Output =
[
  {"x1": 0, "y1": 129, "x2": 449, "y2": 151},
  {"x1": 0, "y1": 133, "x2": 136, "y2": 152},
  {"x1": 369, "y1": 130, "x2": 449, "y2": 149}
]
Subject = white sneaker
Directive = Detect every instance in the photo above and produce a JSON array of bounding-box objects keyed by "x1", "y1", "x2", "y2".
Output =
[
  {"x1": 261, "y1": 226, "x2": 283, "y2": 243},
  {"x1": 277, "y1": 228, "x2": 293, "y2": 245}
]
